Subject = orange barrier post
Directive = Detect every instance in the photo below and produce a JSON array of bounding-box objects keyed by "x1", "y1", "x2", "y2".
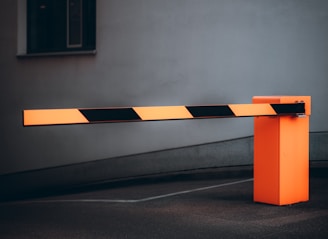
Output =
[{"x1": 253, "y1": 96, "x2": 311, "y2": 205}]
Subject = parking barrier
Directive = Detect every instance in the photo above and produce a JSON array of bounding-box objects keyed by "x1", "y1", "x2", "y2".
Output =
[{"x1": 23, "y1": 96, "x2": 311, "y2": 205}]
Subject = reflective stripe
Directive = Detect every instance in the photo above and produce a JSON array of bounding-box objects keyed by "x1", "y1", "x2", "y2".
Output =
[
  {"x1": 24, "y1": 109, "x2": 88, "y2": 126},
  {"x1": 133, "y1": 106, "x2": 193, "y2": 121},
  {"x1": 229, "y1": 104, "x2": 276, "y2": 117}
]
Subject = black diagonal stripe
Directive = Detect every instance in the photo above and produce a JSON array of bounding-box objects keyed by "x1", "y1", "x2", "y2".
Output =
[
  {"x1": 271, "y1": 103, "x2": 305, "y2": 115},
  {"x1": 79, "y1": 108, "x2": 141, "y2": 122},
  {"x1": 186, "y1": 105, "x2": 235, "y2": 118}
]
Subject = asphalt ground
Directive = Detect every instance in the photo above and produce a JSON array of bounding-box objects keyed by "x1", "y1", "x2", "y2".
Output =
[{"x1": 0, "y1": 162, "x2": 327, "y2": 239}]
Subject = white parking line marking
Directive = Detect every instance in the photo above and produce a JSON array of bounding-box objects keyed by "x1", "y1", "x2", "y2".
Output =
[{"x1": 28, "y1": 178, "x2": 253, "y2": 204}]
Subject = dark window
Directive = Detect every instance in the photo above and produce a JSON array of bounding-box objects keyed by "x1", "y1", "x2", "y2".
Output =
[{"x1": 27, "y1": 0, "x2": 96, "y2": 54}]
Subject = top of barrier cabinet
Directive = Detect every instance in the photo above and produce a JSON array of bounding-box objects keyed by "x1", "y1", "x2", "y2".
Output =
[{"x1": 252, "y1": 96, "x2": 311, "y2": 116}]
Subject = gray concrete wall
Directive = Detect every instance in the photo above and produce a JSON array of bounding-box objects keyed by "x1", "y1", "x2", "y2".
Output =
[{"x1": 1, "y1": 0, "x2": 328, "y2": 178}]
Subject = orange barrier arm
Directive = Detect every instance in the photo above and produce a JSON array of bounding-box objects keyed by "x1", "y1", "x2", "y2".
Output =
[{"x1": 23, "y1": 102, "x2": 305, "y2": 126}]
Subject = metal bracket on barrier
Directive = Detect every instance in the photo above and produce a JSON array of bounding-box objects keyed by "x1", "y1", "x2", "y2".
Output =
[{"x1": 295, "y1": 101, "x2": 306, "y2": 118}]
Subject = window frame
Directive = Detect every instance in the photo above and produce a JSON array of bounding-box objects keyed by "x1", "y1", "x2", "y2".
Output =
[{"x1": 17, "y1": 0, "x2": 96, "y2": 57}]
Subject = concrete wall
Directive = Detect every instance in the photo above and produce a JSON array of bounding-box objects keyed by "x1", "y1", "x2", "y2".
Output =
[{"x1": 1, "y1": 0, "x2": 328, "y2": 180}]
